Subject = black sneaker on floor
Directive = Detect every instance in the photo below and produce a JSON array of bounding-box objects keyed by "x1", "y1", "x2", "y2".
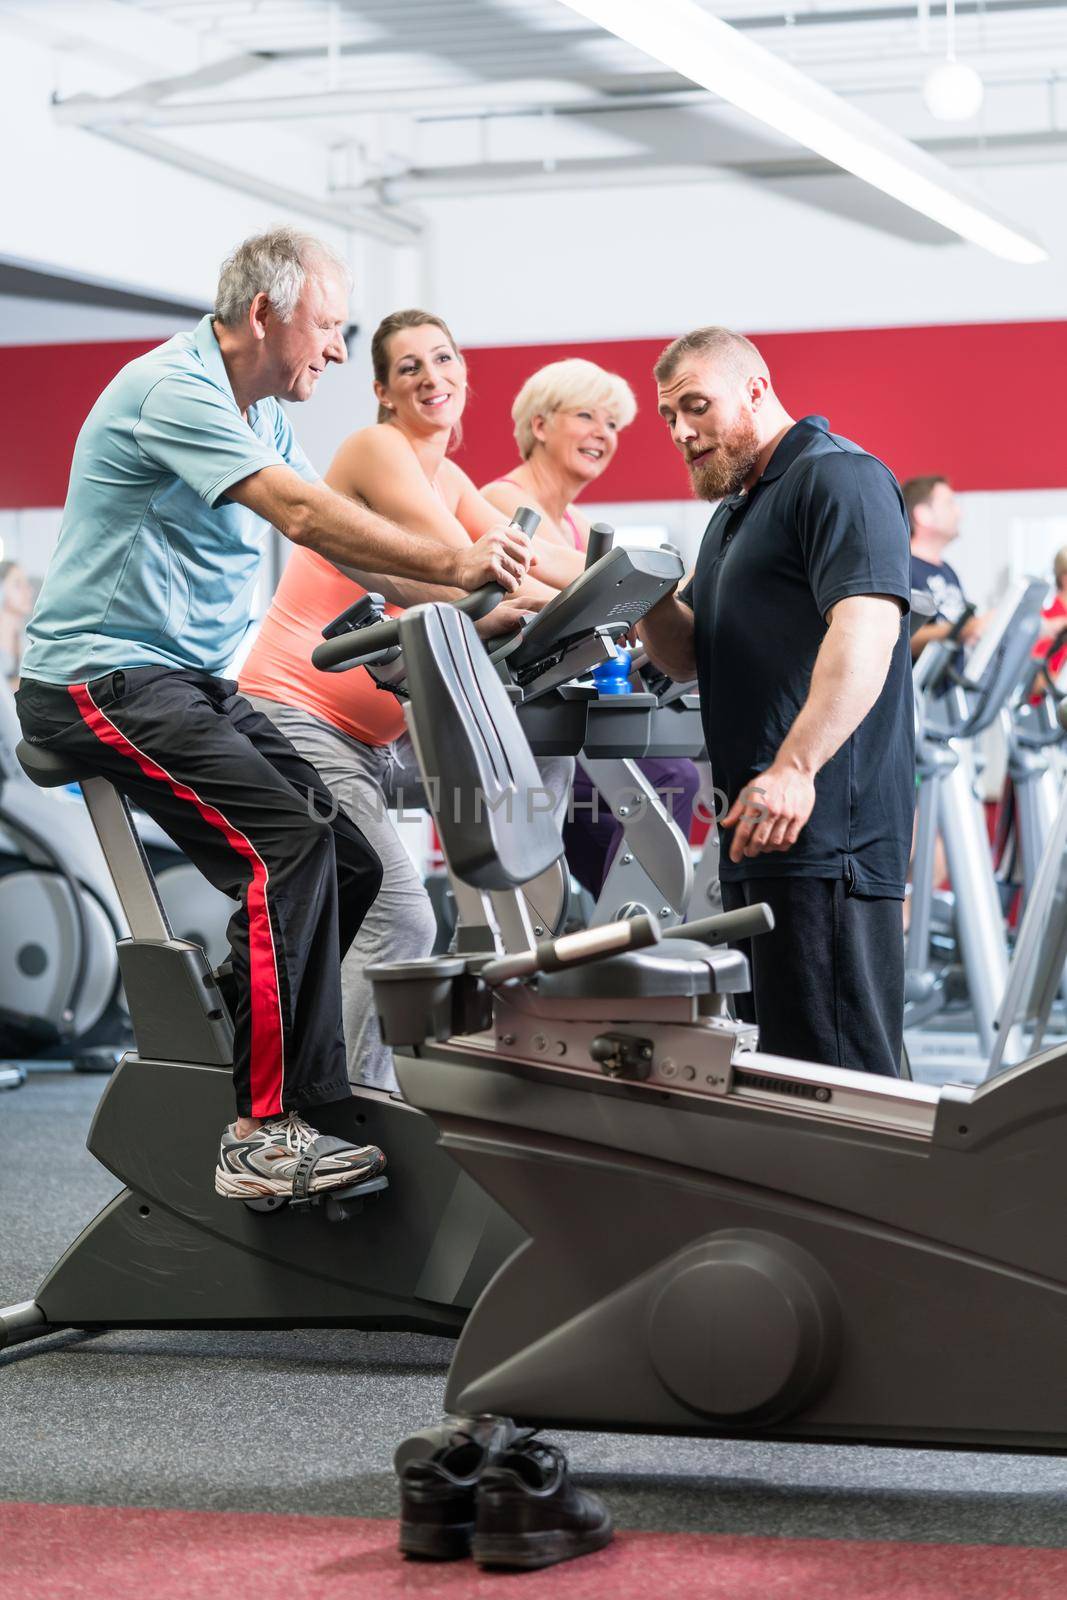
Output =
[
  {"x1": 472, "y1": 1435, "x2": 614, "y2": 1570},
  {"x1": 398, "y1": 1430, "x2": 496, "y2": 1561}
]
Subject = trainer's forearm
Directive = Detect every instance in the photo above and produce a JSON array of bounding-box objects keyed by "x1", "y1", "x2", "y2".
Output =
[
  {"x1": 776, "y1": 607, "x2": 898, "y2": 777},
  {"x1": 637, "y1": 595, "x2": 697, "y2": 681}
]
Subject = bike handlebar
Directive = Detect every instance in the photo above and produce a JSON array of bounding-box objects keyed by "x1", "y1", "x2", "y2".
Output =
[{"x1": 311, "y1": 508, "x2": 539, "y2": 673}]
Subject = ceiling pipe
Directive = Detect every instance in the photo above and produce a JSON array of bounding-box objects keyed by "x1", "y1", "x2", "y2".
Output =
[
  {"x1": 51, "y1": 80, "x2": 593, "y2": 129},
  {"x1": 88, "y1": 125, "x2": 424, "y2": 247}
]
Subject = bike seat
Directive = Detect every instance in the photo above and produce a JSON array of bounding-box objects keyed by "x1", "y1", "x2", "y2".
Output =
[
  {"x1": 534, "y1": 938, "x2": 751, "y2": 1000},
  {"x1": 16, "y1": 740, "x2": 94, "y2": 789}
]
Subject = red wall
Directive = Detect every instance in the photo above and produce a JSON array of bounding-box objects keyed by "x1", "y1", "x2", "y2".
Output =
[
  {"x1": 0, "y1": 341, "x2": 158, "y2": 509},
  {"x1": 453, "y1": 322, "x2": 1067, "y2": 501},
  {"x1": 1, "y1": 320, "x2": 1063, "y2": 509}
]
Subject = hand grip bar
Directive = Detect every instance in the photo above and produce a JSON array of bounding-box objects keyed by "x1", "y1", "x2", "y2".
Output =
[
  {"x1": 480, "y1": 914, "x2": 660, "y2": 986},
  {"x1": 311, "y1": 508, "x2": 539, "y2": 673},
  {"x1": 584, "y1": 522, "x2": 615, "y2": 570},
  {"x1": 662, "y1": 903, "x2": 775, "y2": 945}
]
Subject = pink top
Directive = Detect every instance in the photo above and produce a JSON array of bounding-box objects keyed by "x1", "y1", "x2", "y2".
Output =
[
  {"x1": 494, "y1": 477, "x2": 583, "y2": 551},
  {"x1": 239, "y1": 548, "x2": 408, "y2": 746},
  {"x1": 241, "y1": 456, "x2": 460, "y2": 747}
]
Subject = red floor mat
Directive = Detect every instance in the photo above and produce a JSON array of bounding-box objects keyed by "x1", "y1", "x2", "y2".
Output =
[{"x1": 3, "y1": 1501, "x2": 1067, "y2": 1600}]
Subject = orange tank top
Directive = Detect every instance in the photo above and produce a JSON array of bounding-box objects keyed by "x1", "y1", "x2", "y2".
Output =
[{"x1": 238, "y1": 546, "x2": 407, "y2": 746}]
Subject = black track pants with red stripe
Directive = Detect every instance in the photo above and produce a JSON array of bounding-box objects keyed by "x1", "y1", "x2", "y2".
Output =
[{"x1": 16, "y1": 668, "x2": 384, "y2": 1119}]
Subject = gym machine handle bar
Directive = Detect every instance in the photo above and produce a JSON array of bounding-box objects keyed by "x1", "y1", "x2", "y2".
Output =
[
  {"x1": 921, "y1": 601, "x2": 977, "y2": 697},
  {"x1": 662, "y1": 903, "x2": 775, "y2": 946},
  {"x1": 584, "y1": 522, "x2": 615, "y2": 570},
  {"x1": 311, "y1": 507, "x2": 540, "y2": 673},
  {"x1": 480, "y1": 901, "x2": 775, "y2": 987}
]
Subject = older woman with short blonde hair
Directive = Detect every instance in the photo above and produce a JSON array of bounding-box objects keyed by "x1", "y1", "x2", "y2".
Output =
[
  {"x1": 482, "y1": 358, "x2": 637, "y2": 592},
  {"x1": 483, "y1": 357, "x2": 699, "y2": 898}
]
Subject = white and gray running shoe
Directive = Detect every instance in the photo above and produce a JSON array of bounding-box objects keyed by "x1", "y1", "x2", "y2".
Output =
[{"x1": 214, "y1": 1111, "x2": 386, "y2": 1201}]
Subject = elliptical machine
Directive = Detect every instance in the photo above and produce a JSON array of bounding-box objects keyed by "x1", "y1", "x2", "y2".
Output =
[
  {"x1": 905, "y1": 576, "x2": 1047, "y2": 1069},
  {"x1": 328, "y1": 596, "x2": 1067, "y2": 1453}
]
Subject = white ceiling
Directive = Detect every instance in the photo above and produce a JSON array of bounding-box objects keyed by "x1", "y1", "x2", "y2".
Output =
[{"x1": 7, "y1": 0, "x2": 1067, "y2": 234}]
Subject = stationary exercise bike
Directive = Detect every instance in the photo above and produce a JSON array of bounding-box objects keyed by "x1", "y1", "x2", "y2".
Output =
[
  {"x1": 0, "y1": 678, "x2": 130, "y2": 1073},
  {"x1": 0, "y1": 679, "x2": 234, "y2": 1077},
  {"x1": 332, "y1": 597, "x2": 1067, "y2": 1453},
  {"x1": 0, "y1": 521, "x2": 684, "y2": 1351}
]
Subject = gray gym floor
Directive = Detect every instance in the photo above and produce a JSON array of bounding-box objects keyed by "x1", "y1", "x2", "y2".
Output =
[{"x1": 3, "y1": 1073, "x2": 1067, "y2": 1546}]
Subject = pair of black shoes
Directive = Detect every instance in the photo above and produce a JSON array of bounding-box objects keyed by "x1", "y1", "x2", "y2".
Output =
[{"x1": 398, "y1": 1424, "x2": 613, "y2": 1571}]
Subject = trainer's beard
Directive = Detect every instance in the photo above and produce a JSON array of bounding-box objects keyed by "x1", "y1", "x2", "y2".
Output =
[{"x1": 688, "y1": 411, "x2": 762, "y2": 501}]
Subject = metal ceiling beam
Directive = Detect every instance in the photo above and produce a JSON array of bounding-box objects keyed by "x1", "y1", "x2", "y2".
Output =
[
  {"x1": 52, "y1": 78, "x2": 606, "y2": 128},
  {"x1": 233, "y1": 0, "x2": 1067, "y2": 52},
  {"x1": 85, "y1": 125, "x2": 424, "y2": 246},
  {"x1": 236, "y1": 25, "x2": 606, "y2": 61},
  {"x1": 96, "y1": 50, "x2": 275, "y2": 104},
  {"x1": 333, "y1": 121, "x2": 1067, "y2": 202},
  {"x1": 732, "y1": 0, "x2": 1067, "y2": 27}
]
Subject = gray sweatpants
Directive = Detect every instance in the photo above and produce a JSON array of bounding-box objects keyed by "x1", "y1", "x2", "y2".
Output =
[{"x1": 248, "y1": 696, "x2": 572, "y2": 1092}]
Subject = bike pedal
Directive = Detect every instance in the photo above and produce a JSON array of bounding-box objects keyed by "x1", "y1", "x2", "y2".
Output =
[{"x1": 242, "y1": 1174, "x2": 389, "y2": 1219}]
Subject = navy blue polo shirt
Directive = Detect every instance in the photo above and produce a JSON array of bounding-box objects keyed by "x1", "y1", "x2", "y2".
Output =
[{"x1": 680, "y1": 416, "x2": 914, "y2": 897}]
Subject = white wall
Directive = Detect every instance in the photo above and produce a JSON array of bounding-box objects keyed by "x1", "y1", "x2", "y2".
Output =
[
  {"x1": 0, "y1": 295, "x2": 190, "y2": 347},
  {"x1": 417, "y1": 163, "x2": 1067, "y2": 345},
  {"x1": 0, "y1": 21, "x2": 357, "y2": 315}
]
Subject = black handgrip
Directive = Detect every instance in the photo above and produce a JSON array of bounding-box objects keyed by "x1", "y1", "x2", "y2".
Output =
[
  {"x1": 663, "y1": 904, "x2": 775, "y2": 945},
  {"x1": 481, "y1": 914, "x2": 660, "y2": 985},
  {"x1": 585, "y1": 522, "x2": 615, "y2": 570},
  {"x1": 946, "y1": 602, "x2": 977, "y2": 643},
  {"x1": 452, "y1": 507, "x2": 542, "y2": 616},
  {"x1": 321, "y1": 592, "x2": 386, "y2": 640},
  {"x1": 311, "y1": 507, "x2": 540, "y2": 673},
  {"x1": 312, "y1": 618, "x2": 400, "y2": 671},
  {"x1": 922, "y1": 601, "x2": 977, "y2": 696}
]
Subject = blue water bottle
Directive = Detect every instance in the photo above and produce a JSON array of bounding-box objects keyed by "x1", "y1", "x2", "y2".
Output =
[{"x1": 592, "y1": 647, "x2": 633, "y2": 696}]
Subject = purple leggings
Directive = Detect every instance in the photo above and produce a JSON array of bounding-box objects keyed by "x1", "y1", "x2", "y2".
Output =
[{"x1": 563, "y1": 757, "x2": 701, "y2": 897}]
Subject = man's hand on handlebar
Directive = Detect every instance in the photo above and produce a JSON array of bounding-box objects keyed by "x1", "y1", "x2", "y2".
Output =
[
  {"x1": 453, "y1": 524, "x2": 534, "y2": 593},
  {"x1": 960, "y1": 612, "x2": 989, "y2": 647},
  {"x1": 474, "y1": 596, "x2": 541, "y2": 640}
]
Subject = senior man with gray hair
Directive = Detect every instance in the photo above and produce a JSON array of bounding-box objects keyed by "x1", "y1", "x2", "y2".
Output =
[{"x1": 16, "y1": 226, "x2": 531, "y2": 1201}]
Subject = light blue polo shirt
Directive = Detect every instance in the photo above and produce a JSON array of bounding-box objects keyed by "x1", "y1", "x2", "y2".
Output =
[{"x1": 23, "y1": 315, "x2": 318, "y2": 684}]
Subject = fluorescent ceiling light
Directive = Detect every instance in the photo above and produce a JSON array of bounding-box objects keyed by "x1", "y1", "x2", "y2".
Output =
[{"x1": 556, "y1": 0, "x2": 1046, "y2": 264}]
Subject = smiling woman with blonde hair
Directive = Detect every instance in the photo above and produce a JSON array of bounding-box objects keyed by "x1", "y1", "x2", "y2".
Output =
[
  {"x1": 482, "y1": 356, "x2": 700, "y2": 897},
  {"x1": 482, "y1": 358, "x2": 637, "y2": 590}
]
